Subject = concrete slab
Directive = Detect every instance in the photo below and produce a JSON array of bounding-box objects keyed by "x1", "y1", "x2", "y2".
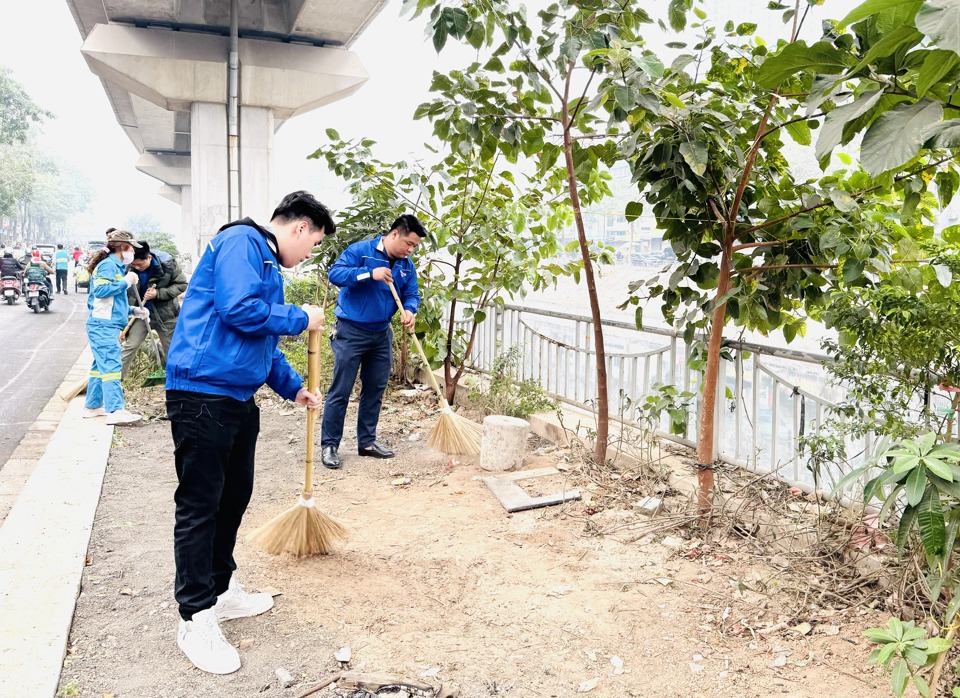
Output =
[
  {"x1": 481, "y1": 467, "x2": 581, "y2": 513},
  {"x1": 0, "y1": 352, "x2": 113, "y2": 698}
]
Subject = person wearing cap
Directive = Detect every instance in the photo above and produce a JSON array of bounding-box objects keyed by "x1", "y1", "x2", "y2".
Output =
[
  {"x1": 82, "y1": 230, "x2": 144, "y2": 426},
  {"x1": 164, "y1": 190, "x2": 333, "y2": 675}
]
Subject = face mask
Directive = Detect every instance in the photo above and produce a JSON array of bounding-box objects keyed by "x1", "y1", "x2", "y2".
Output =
[{"x1": 121, "y1": 250, "x2": 134, "y2": 265}]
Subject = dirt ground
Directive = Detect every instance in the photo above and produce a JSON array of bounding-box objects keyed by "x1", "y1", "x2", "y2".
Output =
[{"x1": 55, "y1": 386, "x2": 894, "y2": 698}]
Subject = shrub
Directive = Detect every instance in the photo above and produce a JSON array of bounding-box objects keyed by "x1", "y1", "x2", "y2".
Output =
[{"x1": 470, "y1": 345, "x2": 556, "y2": 419}]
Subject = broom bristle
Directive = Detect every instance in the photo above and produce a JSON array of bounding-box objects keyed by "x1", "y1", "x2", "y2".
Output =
[
  {"x1": 428, "y1": 409, "x2": 483, "y2": 455},
  {"x1": 248, "y1": 497, "x2": 347, "y2": 557}
]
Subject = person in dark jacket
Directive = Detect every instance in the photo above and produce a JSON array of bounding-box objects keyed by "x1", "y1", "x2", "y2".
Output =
[
  {"x1": 319, "y1": 214, "x2": 425, "y2": 469},
  {"x1": 120, "y1": 241, "x2": 188, "y2": 379},
  {"x1": 0, "y1": 251, "x2": 23, "y2": 279},
  {"x1": 164, "y1": 190, "x2": 333, "y2": 676}
]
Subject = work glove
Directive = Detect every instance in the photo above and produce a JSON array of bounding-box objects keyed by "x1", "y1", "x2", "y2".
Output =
[
  {"x1": 132, "y1": 307, "x2": 149, "y2": 320},
  {"x1": 124, "y1": 271, "x2": 139, "y2": 287}
]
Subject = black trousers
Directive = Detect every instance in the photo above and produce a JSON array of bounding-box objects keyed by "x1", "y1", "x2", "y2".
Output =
[
  {"x1": 55, "y1": 268, "x2": 67, "y2": 292},
  {"x1": 167, "y1": 389, "x2": 260, "y2": 620}
]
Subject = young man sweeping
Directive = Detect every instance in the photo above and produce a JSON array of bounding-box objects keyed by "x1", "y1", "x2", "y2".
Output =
[
  {"x1": 320, "y1": 214, "x2": 426, "y2": 469},
  {"x1": 164, "y1": 191, "x2": 334, "y2": 674}
]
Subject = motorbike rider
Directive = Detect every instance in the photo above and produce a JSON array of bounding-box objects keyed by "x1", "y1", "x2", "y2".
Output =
[
  {"x1": 0, "y1": 250, "x2": 24, "y2": 280},
  {"x1": 24, "y1": 250, "x2": 55, "y2": 299}
]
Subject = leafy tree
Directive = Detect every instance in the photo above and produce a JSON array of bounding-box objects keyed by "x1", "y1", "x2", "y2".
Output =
[
  {"x1": 313, "y1": 130, "x2": 585, "y2": 403},
  {"x1": 0, "y1": 141, "x2": 36, "y2": 219},
  {"x1": 0, "y1": 66, "x2": 50, "y2": 146},
  {"x1": 409, "y1": 0, "x2": 659, "y2": 462},
  {"x1": 123, "y1": 213, "x2": 163, "y2": 235},
  {"x1": 136, "y1": 231, "x2": 179, "y2": 257}
]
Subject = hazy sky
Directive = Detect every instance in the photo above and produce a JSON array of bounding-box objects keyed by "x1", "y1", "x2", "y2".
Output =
[
  {"x1": 0, "y1": 0, "x2": 465, "y2": 245},
  {"x1": 0, "y1": 0, "x2": 856, "y2": 247}
]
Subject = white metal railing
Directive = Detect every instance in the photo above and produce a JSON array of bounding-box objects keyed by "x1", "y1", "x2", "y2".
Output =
[{"x1": 452, "y1": 302, "x2": 946, "y2": 496}]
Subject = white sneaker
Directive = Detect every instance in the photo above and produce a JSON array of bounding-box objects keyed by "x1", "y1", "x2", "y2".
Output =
[
  {"x1": 82, "y1": 407, "x2": 106, "y2": 418},
  {"x1": 177, "y1": 608, "x2": 241, "y2": 675},
  {"x1": 105, "y1": 409, "x2": 142, "y2": 425},
  {"x1": 214, "y1": 578, "x2": 274, "y2": 621}
]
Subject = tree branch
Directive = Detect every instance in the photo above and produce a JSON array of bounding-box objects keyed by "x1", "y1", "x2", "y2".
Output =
[
  {"x1": 732, "y1": 262, "x2": 837, "y2": 276},
  {"x1": 731, "y1": 239, "x2": 788, "y2": 253}
]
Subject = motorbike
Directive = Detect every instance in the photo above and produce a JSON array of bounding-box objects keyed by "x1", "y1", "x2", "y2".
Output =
[
  {"x1": 25, "y1": 280, "x2": 51, "y2": 313},
  {"x1": 1, "y1": 275, "x2": 20, "y2": 305}
]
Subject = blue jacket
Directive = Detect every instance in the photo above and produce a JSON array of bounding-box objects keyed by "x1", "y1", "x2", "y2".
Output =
[
  {"x1": 328, "y1": 236, "x2": 421, "y2": 332},
  {"x1": 165, "y1": 219, "x2": 309, "y2": 402},
  {"x1": 87, "y1": 254, "x2": 131, "y2": 328}
]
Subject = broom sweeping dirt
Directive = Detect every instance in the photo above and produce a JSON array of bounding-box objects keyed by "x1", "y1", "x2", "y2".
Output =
[
  {"x1": 131, "y1": 285, "x2": 167, "y2": 388},
  {"x1": 387, "y1": 281, "x2": 482, "y2": 456},
  {"x1": 249, "y1": 314, "x2": 347, "y2": 556}
]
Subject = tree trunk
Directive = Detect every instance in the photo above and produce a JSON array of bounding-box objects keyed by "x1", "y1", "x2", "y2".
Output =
[
  {"x1": 561, "y1": 137, "x2": 608, "y2": 463},
  {"x1": 696, "y1": 236, "x2": 732, "y2": 518}
]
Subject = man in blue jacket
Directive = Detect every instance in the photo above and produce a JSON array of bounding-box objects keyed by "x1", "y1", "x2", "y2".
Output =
[
  {"x1": 320, "y1": 214, "x2": 425, "y2": 469},
  {"x1": 165, "y1": 191, "x2": 333, "y2": 675}
]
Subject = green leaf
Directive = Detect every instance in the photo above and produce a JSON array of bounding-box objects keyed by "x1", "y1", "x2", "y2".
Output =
[
  {"x1": 816, "y1": 90, "x2": 885, "y2": 162},
  {"x1": 634, "y1": 54, "x2": 665, "y2": 78},
  {"x1": 850, "y1": 26, "x2": 923, "y2": 74},
  {"x1": 829, "y1": 189, "x2": 857, "y2": 212},
  {"x1": 917, "y1": 0, "x2": 960, "y2": 54},
  {"x1": 784, "y1": 119, "x2": 811, "y2": 146},
  {"x1": 663, "y1": 92, "x2": 686, "y2": 109},
  {"x1": 615, "y1": 85, "x2": 636, "y2": 110},
  {"x1": 860, "y1": 100, "x2": 944, "y2": 176},
  {"x1": 838, "y1": 0, "x2": 921, "y2": 28},
  {"x1": 918, "y1": 486, "x2": 946, "y2": 556},
  {"x1": 842, "y1": 258, "x2": 865, "y2": 283},
  {"x1": 925, "y1": 455, "x2": 955, "y2": 480},
  {"x1": 898, "y1": 504, "x2": 920, "y2": 550},
  {"x1": 924, "y1": 637, "x2": 953, "y2": 653},
  {"x1": 922, "y1": 118, "x2": 960, "y2": 148},
  {"x1": 892, "y1": 658, "x2": 910, "y2": 696},
  {"x1": 864, "y1": 627, "x2": 898, "y2": 643},
  {"x1": 679, "y1": 140, "x2": 709, "y2": 177},
  {"x1": 634, "y1": 305, "x2": 643, "y2": 329},
  {"x1": 906, "y1": 466, "x2": 927, "y2": 506},
  {"x1": 625, "y1": 201, "x2": 644, "y2": 222},
  {"x1": 916, "y1": 50, "x2": 960, "y2": 98},
  {"x1": 757, "y1": 41, "x2": 853, "y2": 89},
  {"x1": 325, "y1": 128, "x2": 341, "y2": 140},
  {"x1": 668, "y1": 0, "x2": 690, "y2": 31}
]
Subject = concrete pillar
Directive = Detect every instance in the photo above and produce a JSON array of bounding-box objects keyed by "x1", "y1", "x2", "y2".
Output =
[
  {"x1": 180, "y1": 186, "x2": 194, "y2": 273},
  {"x1": 480, "y1": 416, "x2": 530, "y2": 472},
  {"x1": 191, "y1": 102, "x2": 229, "y2": 256},
  {"x1": 239, "y1": 106, "x2": 274, "y2": 225}
]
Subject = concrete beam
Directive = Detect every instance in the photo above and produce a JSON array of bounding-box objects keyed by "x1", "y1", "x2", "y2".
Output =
[
  {"x1": 81, "y1": 24, "x2": 369, "y2": 121},
  {"x1": 81, "y1": 25, "x2": 228, "y2": 112},
  {"x1": 136, "y1": 153, "x2": 191, "y2": 186},
  {"x1": 158, "y1": 184, "x2": 182, "y2": 205}
]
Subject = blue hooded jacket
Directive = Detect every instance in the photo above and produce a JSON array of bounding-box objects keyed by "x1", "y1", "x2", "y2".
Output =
[
  {"x1": 165, "y1": 218, "x2": 308, "y2": 401},
  {"x1": 328, "y1": 235, "x2": 421, "y2": 332}
]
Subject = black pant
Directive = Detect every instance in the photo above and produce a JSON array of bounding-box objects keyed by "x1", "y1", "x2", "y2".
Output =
[
  {"x1": 55, "y1": 268, "x2": 67, "y2": 292},
  {"x1": 167, "y1": 390, "x2": 260, "y2": 620},
  {"x1": 321, "y1": 319, "x2": 392, "y2": 449}
]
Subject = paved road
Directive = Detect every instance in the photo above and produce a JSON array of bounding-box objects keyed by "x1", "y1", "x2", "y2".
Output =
[{"x1": 0, "y1": 285, "x2": 89, "y2": 466}]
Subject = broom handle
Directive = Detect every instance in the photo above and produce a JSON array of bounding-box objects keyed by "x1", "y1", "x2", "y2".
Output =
[
  {"x1": 302, "y1": 281, "x2": 330, "y2": 498},
  {"x1": 386, "y1": 281, "x2": 451, "y2": 410}
]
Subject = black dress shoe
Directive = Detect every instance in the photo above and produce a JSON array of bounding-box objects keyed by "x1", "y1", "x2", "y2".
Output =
[
  {"x1": 321, "y1": 446, "x2": 341, "y2": 469},
  {"x1": 358, "y1": 441, "x2": 394, "y2": 459}
]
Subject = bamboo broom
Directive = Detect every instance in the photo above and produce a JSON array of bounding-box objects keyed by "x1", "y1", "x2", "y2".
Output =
[
  {"x1": 387, "y1": 281, "x2": 482, "y2": 455},
  {"x1": 249, "y1": 291, "x2": 347, "y2": 556}
]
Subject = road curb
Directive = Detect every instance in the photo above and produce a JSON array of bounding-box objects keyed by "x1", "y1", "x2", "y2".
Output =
[{"x1": 0, "y1": 345, "x2": 114, "y2": 698}]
